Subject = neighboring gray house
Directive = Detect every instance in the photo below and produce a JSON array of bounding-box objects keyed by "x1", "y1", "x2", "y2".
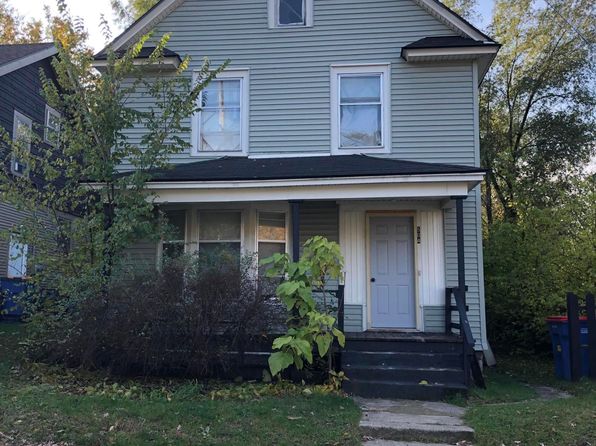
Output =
[
  {"x1": 98, "y1": 0, "x2": 499, "y2": 398},
  {"x1": 0, "y1": 43, "x2": 60, "y2": 283}
]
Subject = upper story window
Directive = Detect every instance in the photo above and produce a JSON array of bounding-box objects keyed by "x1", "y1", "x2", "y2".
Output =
[
  {"x1": 192, "y1": 70, "x2": 249, "y2": 156},
  {"x1": 268, "y1": 0, "x2": 313, "y2": 28},
  {"x1": 44, "y1": 105, "x2": 61, "y2": 147},
  {"x1": 330, "y1": 64, "x2": 391, "y2": 155},
  {"x1": 11, "y1": 110, "x2": 32, "y2": 176}
]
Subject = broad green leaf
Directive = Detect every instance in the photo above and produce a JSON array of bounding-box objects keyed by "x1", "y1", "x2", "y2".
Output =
[
  {"x1": 332, "y1": 328, "x2": 346, "y2": 347},
  {"x1": 268, "y1": 351, "x2": 293, "y2": 376},
  {"x1": 315, "y1": 333, "x2": 333, "y2": 357},
  {"x1": 272, "y1": 335, "x2": 293, "y2": 349}
]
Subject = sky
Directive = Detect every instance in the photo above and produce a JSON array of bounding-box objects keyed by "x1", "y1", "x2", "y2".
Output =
[{"x1": 8, "y1": 0, "x2": 498, "y2": 51}]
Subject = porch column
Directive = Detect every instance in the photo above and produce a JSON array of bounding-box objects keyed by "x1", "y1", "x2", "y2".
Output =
[
  {"x1": 454, "y1": 196, "x2": 466, "y2": 302},
  {"x1": 290, "y1": 200, "x2": 302, "y2": 262}
]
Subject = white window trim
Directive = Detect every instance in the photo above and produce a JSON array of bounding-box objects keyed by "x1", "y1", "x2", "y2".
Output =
[
  {"x1": 330, "y1": 63, "x2": 391, "y2": 156},
  {"x1": 44, "y1": 105, "x2": 61, "y2": 146},
  {"x1": 197, "y1": 209, "x2": 245, "y2": 254},
  {"x1": 191, "y1": 69, "x2": 250, "y2": 157},
  {"x1": 268, "y1": 0, "x2": 314, "y2": 28},
  {"x1": 11, "y1": 110, "x2": 32, "y2": 177},
  {"x1": 7, "y1": 234, "x2": 28, "y2": 279}
]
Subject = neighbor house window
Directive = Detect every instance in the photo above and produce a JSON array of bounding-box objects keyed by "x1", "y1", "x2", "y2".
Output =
[
  {"x1": 192, "y1": 70, "x2": 249, "y2": 156},
  {"x1": 7, "y1": 234, "x2": 28, "y2": 278},
  {"x1": 44, "y1": 105, "x2": 61, "y2": 146},
  {"x1": 11, "y1": 110, "x2": 32, "y2": 176},
  {"x1": 330, "y1": 64, "x2": 391, "y2": 155},
  {"x1": 162, "y1": 210, "x2": 186, "y2": 258},
  {"x1": 257, "y1": 211, "x2": 287, "y2": 271},
  {"x1": 268, "y1": 0, "x2": 313, "y2": 28},
  {"x1": 198, "y1": 211, "x2": 242, "y2": 256}
]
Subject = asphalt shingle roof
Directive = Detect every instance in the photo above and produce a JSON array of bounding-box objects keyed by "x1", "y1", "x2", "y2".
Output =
[
  {"x1": 0, "y1": 42, "x2": 55, "y2": 66},
  {"x1": 403, "y1": 36, "x2": 496, "y2": 50},
  {"x1": 134, "y1": 155, "x2": 485, "y2": 183},
  {"x1": 94, "y1": 46, "x2": 181, "y2": 61}
]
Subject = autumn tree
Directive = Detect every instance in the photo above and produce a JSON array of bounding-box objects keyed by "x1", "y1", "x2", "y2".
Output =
[{"x1": 0, "y1": 0, "x2": 45, "y2": 43}]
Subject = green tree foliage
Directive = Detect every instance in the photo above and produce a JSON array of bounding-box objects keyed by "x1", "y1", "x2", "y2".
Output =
[
  {"x1": 261, "y1": 237, "x2": 346, "y2": 384},
  {"x1": 111, "y1": 0, "x2": 159, "y2": 26},
  {"x1": 0, "y1": 0, "x2": 45, "y2": 43},
  {"x1": 0, "y1": 1, "x2": 225, "y2": 302},
  {"x1": 481, "y1": 0, "x2": 595, "y2": 223},
  {"x1": 485, "y1": 177, "x2": 596, "y2": 353}
]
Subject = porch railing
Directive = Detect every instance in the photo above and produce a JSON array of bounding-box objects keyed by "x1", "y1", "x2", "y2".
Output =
[{"x1": 445, "y1": 286, "x2": 485, "y2": 388}]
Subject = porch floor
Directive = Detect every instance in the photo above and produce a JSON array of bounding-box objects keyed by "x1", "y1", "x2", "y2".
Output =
[{"x1": 345, "y1": 331, "x2": 462, "y2": 343}]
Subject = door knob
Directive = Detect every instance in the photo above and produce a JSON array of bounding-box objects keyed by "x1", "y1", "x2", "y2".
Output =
[{"x1": 370, "y1": 278, "x2": 376, "y2": 283}]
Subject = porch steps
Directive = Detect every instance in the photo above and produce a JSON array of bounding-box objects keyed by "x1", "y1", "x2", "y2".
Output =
[{"x1": 341, "y1": 333, "x2": 468, "y2": 401}]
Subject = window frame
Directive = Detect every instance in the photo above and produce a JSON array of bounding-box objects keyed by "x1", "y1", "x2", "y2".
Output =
[
  {"x1": 197, "y1": 209, "x2": 244, "y2": 255},
  {"x1": 7, "y1": 233, "x2": 28, "y2": 279},
  {"x1": 191, "y1": 69, "x2": 250, "y2": 157},
  {"x1": 330, "y1": 64, "x2": 391, "y2": 155},
  {"x1": 256, "y1": 210, "x2": 289, "y2": 263},
  {"x1": 44, "y1": 105, "x2": 61, "y2": 147},
  {"x1": 268, "y1": 0, "x2": 313, "y2": 28},
  {"x1": 11, "y1": 110, "x2": 32, "y2": 177}
]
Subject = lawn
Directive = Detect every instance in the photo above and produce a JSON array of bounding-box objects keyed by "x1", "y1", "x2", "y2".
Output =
[
  {"x1": 0, "y1": 323, "x2": 361, "y2": 446},
  {"x1": 463, "y1": 355, "x2": 596, "y2": 446}
]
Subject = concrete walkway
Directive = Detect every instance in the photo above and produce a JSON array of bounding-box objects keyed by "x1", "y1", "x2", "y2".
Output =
[{"x1": 355, "y1": 398, "x2": 474, "y2": 446}]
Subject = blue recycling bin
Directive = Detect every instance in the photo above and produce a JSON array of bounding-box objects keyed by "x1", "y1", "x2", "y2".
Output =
[
  {"x1": 547, "y1": 316, "x2": 590, "y2": 380},
  {"x1": 0, "y1": 277, "x2": 27, "y2": 320}
]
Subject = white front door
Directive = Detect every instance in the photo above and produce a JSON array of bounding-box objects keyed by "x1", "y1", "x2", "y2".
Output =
[{"x1": 370, "y1": 216, "x2": 416, "y2": 329}]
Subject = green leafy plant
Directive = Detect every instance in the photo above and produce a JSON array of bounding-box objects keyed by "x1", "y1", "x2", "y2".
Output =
[{"x1": 261, "y1": 236, "x2": 346, "y2": 381}]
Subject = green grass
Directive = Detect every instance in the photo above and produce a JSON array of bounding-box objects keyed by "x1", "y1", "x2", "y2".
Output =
[
  {"x1": 0, "y1": 323, "x2": 361, "y2": 446},
  {"x1": 463, "y1": 354, "x2": 596, "y2": 446}
]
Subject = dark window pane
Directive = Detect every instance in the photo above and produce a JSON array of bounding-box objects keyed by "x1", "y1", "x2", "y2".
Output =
[
  {"x1": 165, "y1": 210, "x2": 186, "y2": 241},
  {"x1": 199, "y1": 242, "x2": 241, "y2": 257},
  {"x1": 279, "y1": 0, "x2": 304, "y2": 25},
  {"x1": 163, "y1": 242, "x2": 185, "y2": 259}
]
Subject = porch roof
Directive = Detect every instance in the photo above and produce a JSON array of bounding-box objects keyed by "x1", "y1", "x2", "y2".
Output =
[{"x1": 138, "y1": 155, "x2": 485, "y2": 183}]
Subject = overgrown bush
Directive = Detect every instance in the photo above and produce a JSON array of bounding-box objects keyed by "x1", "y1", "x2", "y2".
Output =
[
  {"x1": 25, "y1": 251, "x2": 278, "y2": 377},
  {"x1": 484, "y1": 182, "x2": 595, "y2": 353}
]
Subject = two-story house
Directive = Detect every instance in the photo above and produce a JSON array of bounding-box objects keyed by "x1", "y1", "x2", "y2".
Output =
[
  {"x1": 98, "y1": 0, "x2": 499, "y2": 398},
  {"x1": 0, "y1": 43, "x2": 62, "y2": 303}
]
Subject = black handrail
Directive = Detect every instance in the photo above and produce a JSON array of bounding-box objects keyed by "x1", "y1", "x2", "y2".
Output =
[{"x1": 445, "y1": 286, "x2": 485, "y2": 389}]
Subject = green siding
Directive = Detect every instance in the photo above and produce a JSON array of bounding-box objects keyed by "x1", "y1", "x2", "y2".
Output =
[
  {"x1": 423, "y1": 305, "x2": 445, "y2": 333},
  {"x1": 119, "y1": 0, "x2": 476, "y2": 167}
]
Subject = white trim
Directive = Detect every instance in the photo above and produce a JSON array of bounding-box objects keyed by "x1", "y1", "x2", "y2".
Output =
[
  {"x1": 103, "y1": 0, "x2": 185, "y2": 52},
  {"x1": 412, "y1": 0, "x2": 491, "y2": 42},
  {"x1": 268, "y1": 0, "x2": 314, "y2": 29},
  {"x1": 0, "y1": 45, "x2": 58, "y2": 77},
  {"x1": 44, "y1": 105, "x2": 61, "y2": 146},
  {"x1": 191, "y1": 69, "x2": 249, "y2": 157},
  {"x1": 11, "y1": 110, "x2": 32, "y2": 177},
  {"x1": 402, "y1": 46, "x2": 499, "y2": 60},
  {"x1": 330, "y1": 64, "x2": 391, "y2": 155}
]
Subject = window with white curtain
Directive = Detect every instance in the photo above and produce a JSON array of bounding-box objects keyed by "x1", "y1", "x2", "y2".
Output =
[
  {"x1": 193, "y1": 70, "x2": 249, "y2": 156},
  {"x1": 330, "y1": 64, "x2": 391, "y2": 155},
  {"x1": 7, "y1": 234, "x2": 28, "y2": 278},
  {"x1": 198, "y1": 211, "x2": 242, "y2": 256},
  {"x1": 268, "y1": 0, "x2": 313, "y2": 28}
]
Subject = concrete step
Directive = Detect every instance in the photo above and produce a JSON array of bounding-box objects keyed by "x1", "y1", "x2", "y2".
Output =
[
  {"x1": 356, "y1": 398, "x2": 474, "y2": 445},
  {"x1": 360, "y1": 411, "x2": 474, "y2": 443}
]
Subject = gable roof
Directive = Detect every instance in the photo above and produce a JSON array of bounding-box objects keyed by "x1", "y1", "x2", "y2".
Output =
[
  {"x1": 102, "y1": 0, "x2": 496, "y2": 53},
  {"x1": 121, "y1": 155, "x2": 486, "y2": 183},
  {"x1": 0, "y1": 43, "x2": 57, "y2": 77}
]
